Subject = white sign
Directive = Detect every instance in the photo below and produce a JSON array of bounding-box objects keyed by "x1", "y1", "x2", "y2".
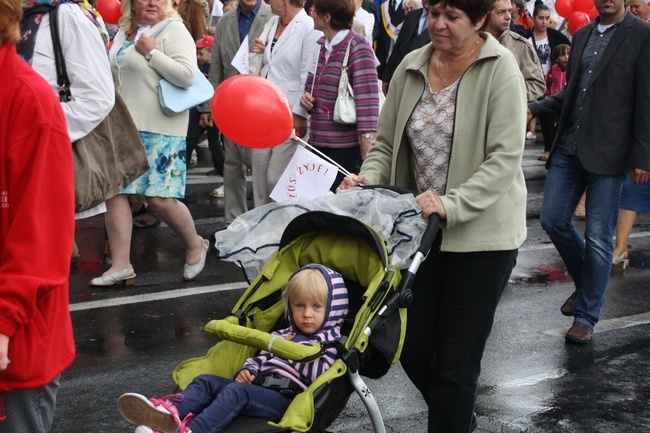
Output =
[
  {"x1": 231, "y1": 35, "x2": 250, "y2": 74},
  {"x1": 270, "y1": 146, "x2": 338, "y2": 202}
]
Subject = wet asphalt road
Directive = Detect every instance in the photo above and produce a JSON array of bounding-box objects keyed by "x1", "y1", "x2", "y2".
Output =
[{"x1": 51, "y1": 140, "x2": 650, "y2": 433}]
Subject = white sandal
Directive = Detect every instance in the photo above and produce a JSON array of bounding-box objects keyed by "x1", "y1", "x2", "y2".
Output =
[{"x1": 183, "y1": 238, "x2": 209, "y2": 281}]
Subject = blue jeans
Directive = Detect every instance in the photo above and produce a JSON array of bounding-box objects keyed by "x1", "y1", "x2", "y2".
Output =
[
  {"x1": 174, "y1": 374, "x2": 291, "y2": 433},
  {"x1": 540, "y1": 150, "x2": 624, "y2": 329}
]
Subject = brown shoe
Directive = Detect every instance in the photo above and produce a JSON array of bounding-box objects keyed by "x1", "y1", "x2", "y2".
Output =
[
  {"x1": 565, "y1": 322, "x2": 593, "y2": 344},
  {"x1": 560, "y1": 291, "x2": 577, "y2": 316}
]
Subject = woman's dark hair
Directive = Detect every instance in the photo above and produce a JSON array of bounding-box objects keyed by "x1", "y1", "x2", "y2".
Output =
[
  {"x1": 429, "y1": 0, "x2": 489, "y2": 26},
  {"x1": 551, "y1": 43, "x2": 570, "y2": 64},
  {"x1": 314, "y1": 0, "x2": 355, "y2": 30},
  {"x1": 533, "y1": 3, "x2": 550, "y2": 16}
]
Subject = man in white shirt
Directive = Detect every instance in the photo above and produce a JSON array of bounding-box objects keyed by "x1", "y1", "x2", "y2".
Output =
[{"x1": 354, "y1": 0, "x2": 375, "y2": 43}]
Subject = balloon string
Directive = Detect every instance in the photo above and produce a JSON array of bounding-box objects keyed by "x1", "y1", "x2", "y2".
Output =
[{"x1": 294, "y1": 137, "x2": 353, "y2": 178}]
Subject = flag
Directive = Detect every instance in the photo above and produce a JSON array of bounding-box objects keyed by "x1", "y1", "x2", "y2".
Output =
[
  {"x1": 231, "y1": 35, "x2": 250, "y2": 74},
  {"x1": 270, "y1": 146, "x2": 338, "y2": 202}
]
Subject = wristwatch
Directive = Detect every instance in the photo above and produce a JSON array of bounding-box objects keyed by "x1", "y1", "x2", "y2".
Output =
[
  {"x1": 361, "y1": 132, "x2": 375, "y2": 140},
  {"x1": 144, "y1": 49, "x2": 156, "y2": 61}
]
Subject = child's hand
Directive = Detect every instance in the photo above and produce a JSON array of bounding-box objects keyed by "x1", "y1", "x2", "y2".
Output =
[
  {"x1": 200, "y1": 112, "x2": 214, "y2": 128},
  {"x1": 284, "y1": 333, "x2": 295, "y2": 341},
  {"x1": 235, "y1": 369, "x2": 255, "y2": 383}
]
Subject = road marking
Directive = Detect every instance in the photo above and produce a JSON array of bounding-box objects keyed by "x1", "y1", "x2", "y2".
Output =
[
  {"x1": 543, "y1": 311, "x2": 650, "y2": 337},
  {"x1": 69, "y1": 282, "x2": 248, "y2": 312},
  {"x1": 520, "y1": 231, "x2": 650, "y2": 252},
  {"x1": 70, "y1": 232, "x2": 649, "y2": 312}
]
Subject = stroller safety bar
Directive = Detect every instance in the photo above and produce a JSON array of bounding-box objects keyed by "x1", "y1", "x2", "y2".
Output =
[{"x1": 205, "y1": 318, "x2": 328, "y2": 362}]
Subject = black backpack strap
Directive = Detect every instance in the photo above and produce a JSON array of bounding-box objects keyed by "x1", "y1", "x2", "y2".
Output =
[{"x1": 49, "y1": 4, "x2": 72, "y2": 102}]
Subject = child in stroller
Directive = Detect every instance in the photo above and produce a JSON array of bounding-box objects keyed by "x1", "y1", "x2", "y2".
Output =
[{"x1": 117, "y1": 264, "x2": 348, "y2": 433}]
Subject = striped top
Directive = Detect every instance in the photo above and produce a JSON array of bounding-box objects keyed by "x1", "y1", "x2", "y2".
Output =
[
  {"x1": 242, "y1": 264, "x2": 349, "y2": 389},
  {"x1": 305, "y1": 30, "x2": 379, "y2": 149}
]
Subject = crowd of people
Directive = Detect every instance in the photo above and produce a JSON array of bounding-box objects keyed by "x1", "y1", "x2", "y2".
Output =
[{"x1": 1, "y1": 0, "x2": 649, "y2": 430}]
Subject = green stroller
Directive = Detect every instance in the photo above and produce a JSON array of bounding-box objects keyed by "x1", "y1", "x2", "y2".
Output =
[{"x1": 172, "y1": 208, "x2": 438, "y2": 433}]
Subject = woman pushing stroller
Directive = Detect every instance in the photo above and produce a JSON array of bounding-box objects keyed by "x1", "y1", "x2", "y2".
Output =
[
  {"x1": 118, "y1": 264, "x2": 348, "y2": 433},
  {"x1": 339, "y1": 0, "x2": 527, "y2": 429}
]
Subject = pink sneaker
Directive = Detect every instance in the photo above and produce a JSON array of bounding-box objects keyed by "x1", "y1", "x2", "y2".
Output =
[
  {"x1": 178, "y1": 412, "x2": 195, "y2": 433},
  {"x1": 118, "y1": 393, "x2": 183, "y2": 433},
  {"x1": 134, "y1": 424, "x2": 194, "y2": 433}
]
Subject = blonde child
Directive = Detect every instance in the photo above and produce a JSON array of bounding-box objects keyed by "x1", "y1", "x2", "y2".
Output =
[{"x1": 117, "y1": 264, "x2": 348, "y2": 433}]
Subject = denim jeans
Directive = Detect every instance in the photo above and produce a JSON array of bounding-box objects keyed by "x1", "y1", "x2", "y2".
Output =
[
  {"x1": 174, "y1": 374, "x2": 291, "y2": 433},
  {"x1": 540, "y1": 150, "x2": 624, "y2": 329},
  {"x1": 400, "y1": 231, "x2": 518, "y2": 433}
]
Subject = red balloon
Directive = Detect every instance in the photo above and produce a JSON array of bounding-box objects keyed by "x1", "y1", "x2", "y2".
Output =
[
  {"x1": 587, "y1": 5, "x2": 598, "y2": 20},
  {"x1": 568, "y1": 11, "x2": 591, "y2": 34},
  {"x1": 211, "y1": 75, "x2": 293, "y2": 149},
  {"x1": 573, "y1": 0, "x2": 593, "y2": 12},
  {"x1": 96, "y1": 0, "x2": 122, "y2": 25},
  {"x1": 554, "y1": 0, "x2": 575, "y2": 18}
]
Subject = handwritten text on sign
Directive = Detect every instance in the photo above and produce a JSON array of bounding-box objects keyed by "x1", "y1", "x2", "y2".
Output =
[{"x1": 270, "y1": 146, "x2": 337, "y2": 202}]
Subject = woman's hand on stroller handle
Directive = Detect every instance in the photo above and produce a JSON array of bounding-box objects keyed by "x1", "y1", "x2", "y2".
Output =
[
  {"x1": 415, "y1": 190, "x2": 446, "y2": 220},
  {"x1": 337, "y1": 174, "x2": 368, "y2": 192}
]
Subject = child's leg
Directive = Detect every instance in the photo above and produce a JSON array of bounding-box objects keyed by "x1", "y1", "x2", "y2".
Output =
[
  {"x1": 187, "y1": 382, "x2": 291, "y2": 433},
  {"x1": 173, "y1": 374, "x2": 234, "y2": 419},
  {"x1": 206, "y1": 125, "x2": 224, "y2": 176},
  {"x1": 185, "y1": 108, "x2": 204, "y2": 169}
]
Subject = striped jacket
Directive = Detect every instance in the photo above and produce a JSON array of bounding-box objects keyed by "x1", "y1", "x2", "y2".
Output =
[
  {"x1": 241, "y1": 264, "x2": 349, "y2": 390},
  {"x1": 305, "y1": 30, "x2": 379, "y2": 149}
]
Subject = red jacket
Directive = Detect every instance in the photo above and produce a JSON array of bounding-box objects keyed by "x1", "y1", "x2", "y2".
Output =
[{"x1": 0, "y1": 44, "x2": 76, "y2": 394}]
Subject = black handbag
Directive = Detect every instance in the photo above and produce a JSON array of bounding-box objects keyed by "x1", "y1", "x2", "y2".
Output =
[{"x1": 50, "y1": 5, "x2": 149, "y2": 213}]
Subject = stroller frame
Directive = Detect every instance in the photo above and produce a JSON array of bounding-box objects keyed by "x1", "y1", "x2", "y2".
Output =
[{"x1": 173, "y1": 210, "x2": 438, "y2": 433}]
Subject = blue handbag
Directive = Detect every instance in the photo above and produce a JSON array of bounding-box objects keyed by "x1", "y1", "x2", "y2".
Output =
[
  {"x1": 151, "y1": 20, "x2": 214, "y2": 116},
  {"x1": 158, "y1": 69, "x2": 213, "y2": 116}
]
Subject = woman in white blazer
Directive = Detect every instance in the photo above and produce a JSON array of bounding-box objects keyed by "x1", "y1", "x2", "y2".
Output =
[{"x1": 251, "y1": 0, "x2": 322, "y2": 206}]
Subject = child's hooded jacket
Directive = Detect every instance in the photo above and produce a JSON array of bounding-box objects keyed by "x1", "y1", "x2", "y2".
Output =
[{"x1": 241, "y1": 264, "x2": 348, "y2": 390}]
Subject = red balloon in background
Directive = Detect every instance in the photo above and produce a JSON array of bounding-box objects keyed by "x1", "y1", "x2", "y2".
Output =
[
  {"x1": 211, "y1": 75, "x2": 293, "y2": 149},
  {"x1": 573, "y1": 0, "x2": 593, "y2": 12},
  {"x1": 96, "y1": 0, "x2": 122, "y2": 25},
  {"x1": 587, "y1": 6, "x2": 598, "y2": 20},
  {"x1": 569, "y1": 11, "x2": 591, "y2": 34},
  {"x1": 554, "y1": 0, "x2": 575, "y2": 18}
]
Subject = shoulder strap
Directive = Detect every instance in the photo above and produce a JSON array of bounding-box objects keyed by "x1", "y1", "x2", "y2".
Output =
[
  {"x1": 341, "y1": 38, "x2": 353, "y2": 70},
  {"x1": 258, "y1": 15, "x2": 278, "y2": 44},
  {"x1": 150, "y1": 19, "x2": 181, "y2": 38},
  {"x1": 49, "y1": 4, "x2": 72, "y2": 102}
]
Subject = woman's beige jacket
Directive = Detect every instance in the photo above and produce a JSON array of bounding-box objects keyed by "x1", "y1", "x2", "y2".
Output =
[{"x1": 361, "y1": 32, "x2": 528, "y2": 252}]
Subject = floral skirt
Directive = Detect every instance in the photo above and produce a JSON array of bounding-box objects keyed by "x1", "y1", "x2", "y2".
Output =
[{"x1": 121, "y1": 131, "x2": 187, "y2": 198}]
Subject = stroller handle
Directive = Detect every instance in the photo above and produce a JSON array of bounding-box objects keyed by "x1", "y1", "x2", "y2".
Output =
[
  {"x1": 359, "y1": 185, "x2": 440, "y2": 309},
  {"x1": 360, "y1": 185, "x2": 440, "y2": 255}
]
